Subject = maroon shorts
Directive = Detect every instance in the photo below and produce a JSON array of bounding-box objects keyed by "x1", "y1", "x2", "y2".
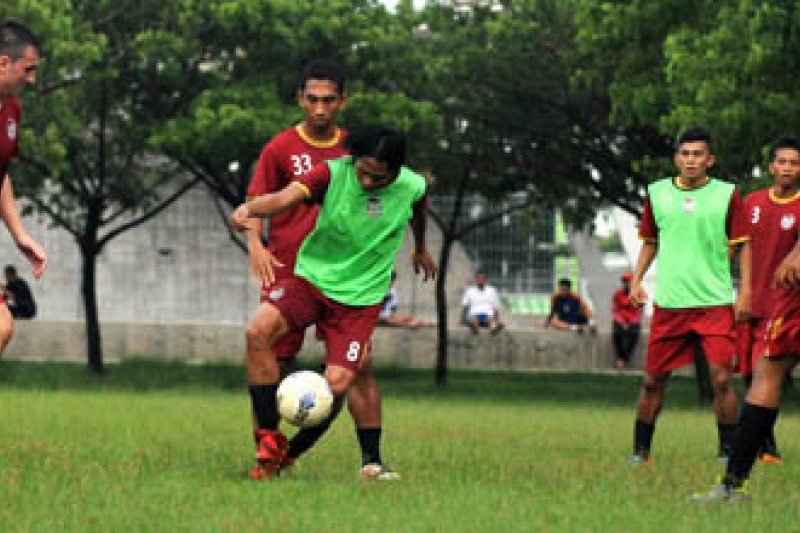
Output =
[
  {"x1": 735, "y1": 317, "x2": 768, "y2": 377},
  {"x1": 764, "y1": 290, "x2": 800, "y2": 358},
  {"x1": 261, "y1": 272, "x2": 305, "y2": 360},
  {"x1": 645, "y1": 305, "x2": 735, "y2": 374},
  {"x1": 264, "y1": 275, "x2": 381, "y2": 372}
]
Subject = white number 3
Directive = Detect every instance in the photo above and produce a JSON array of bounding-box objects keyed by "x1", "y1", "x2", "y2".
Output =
[
  {"x1": 751, "y1": 206, "x2": 760, "y2": 224},
  {"x1": 345, "y1": 341, "x2": 361, "y2": 362}
]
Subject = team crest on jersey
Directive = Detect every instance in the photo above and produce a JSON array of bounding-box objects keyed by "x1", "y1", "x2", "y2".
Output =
[
  {"x1": 268, "y1": 287, "x2": 285, "y2": 301},
  {"x1": 682, "y1": 197, "x2": 696, "y2": 213},
  {"x1": 366, "y1": 196, "x2": 383, "y2": 217},
  {"x1": 781, "y1": 214, "x2": 795, "y2": 230},
  {"x1": 6, "y1": 120, "x2": 17, "y2": 141}
]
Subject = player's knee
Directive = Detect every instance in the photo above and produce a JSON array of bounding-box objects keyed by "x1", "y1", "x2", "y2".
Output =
[
  {"x1": 326, "y1": 366, "x2": 356, "y2": 396},
  {"x1": 642, "y1": 373, "x2": 668, "y2": 394},
  {"x1": 711, "y1": 368, "x2": 733, "y2": 392},
  {"x1": 245, "y1": 315, "x2": 280, "y2": 348}
]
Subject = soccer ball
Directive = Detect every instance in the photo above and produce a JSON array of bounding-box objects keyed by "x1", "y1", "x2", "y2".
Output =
[{"x1": 276, "y1": 370, "x2": 334, "y2": 428}]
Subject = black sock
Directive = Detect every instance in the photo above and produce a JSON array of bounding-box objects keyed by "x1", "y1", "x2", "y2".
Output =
[
  {"x1": 288, "y1": 395, "x2": 345, "y2": 459},
  {"x1": 249, "y1": 384, "x2": 280, "y2": 431},
  {"x1": 717, "y1": 423, "x2": 737, "y2": 457},
  {"x1": 357, "y1": 427, "x2": 382, "y2": 465},
  {"x1": 724, "y1": 402, "x2": 778, "y2": 486},
  {"x1": 633, "y1": 419, "x2": 655, "y2": 456},
  {"x1": 763, "y1": 428, "x2": 779, "y2": 455}
]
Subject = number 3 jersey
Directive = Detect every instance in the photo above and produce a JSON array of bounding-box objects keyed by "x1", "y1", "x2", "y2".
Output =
[
  {"x1": 247, "y1": 125, "x2": 348, "y2": 270},
  {"x1": 733, "y1": 187, "x2": 800, "y2": 318}
]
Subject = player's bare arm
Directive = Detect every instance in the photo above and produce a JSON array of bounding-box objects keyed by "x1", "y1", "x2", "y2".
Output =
[
  {"x1": 734, "y1": 239, "x2": 752, "y2": 321},
  {"x1": 231, "y1": 182, "x2": 307, "y2": 231},
  {"x1": 244, "y1": 218, "x2": 284, "y2": 286},
  {"x1": 774, "y1": 240, "x2": 800, "y2": 290},
  {"x1": 0, "y1": 174, "x2": 46, "y2": 278},
  {"x1": 629, "y1": 241, "x2": 657, "y2": 307},
  {"x1": 409, "y1": 200, "x2": 437, "y2": 281}
]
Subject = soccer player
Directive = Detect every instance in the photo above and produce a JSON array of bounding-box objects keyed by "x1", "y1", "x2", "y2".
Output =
[
  {"x1": 628, "y1": 127, "x2": 746, "y2": 465},
  {"x1": 691, "y1": 233, "x2": 800, "y2": 502},
  {"x1": 0, "y1": 20, "x2": 47, "y2": 355},
  {"x1": 244, "y1": 59, "x2": 398, "y2": 479},
  {"x1": 732, "y1": 136, "x2": 800, "y2": 464},
  {"x1": 232, "y1": 125, "x2": 437, "y2": 479}
]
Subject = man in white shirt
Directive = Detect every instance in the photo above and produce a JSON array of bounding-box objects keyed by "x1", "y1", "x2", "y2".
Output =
[{"x1": 461, "y1": 272, "x2": 504, "y2": 334}]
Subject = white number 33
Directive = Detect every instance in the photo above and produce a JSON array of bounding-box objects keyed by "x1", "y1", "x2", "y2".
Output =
[{"x1": 291, "y1": 154, "x2": 313, "y2": 175}]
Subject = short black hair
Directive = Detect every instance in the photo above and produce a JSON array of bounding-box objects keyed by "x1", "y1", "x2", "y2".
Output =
[
  {"x1": 676, "y1": 127, "x2": 714, "y2": 154},
  {"x1": 299, "y1": 58, "x2": 346, "y2": 94},
  {"x1": 4, "y1": 264, "x2": 16, "y2": 275},
  {"x1": 345, "y1": 124, "x2": 407, "y2": 174},
  {"x1": 0, "y1": 19, "x2": 41, "y2": 59},
  {"x1": 558, "y1": 278, "x2": 571, "y2": 287},
  {"x1": 770, "y1": 136, "x2": 800, "y2": 161}
]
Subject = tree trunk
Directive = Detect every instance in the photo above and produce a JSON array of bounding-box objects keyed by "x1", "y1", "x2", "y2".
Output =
[
  {"x1": 80, "y1": 214, "x2": 103, "y2": 373},
  {"x1": 435, "y1": 236, "x2": 455, "y2": 386}
]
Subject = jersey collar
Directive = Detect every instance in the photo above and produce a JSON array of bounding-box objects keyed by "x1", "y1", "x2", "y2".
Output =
[
  {"x1": 296, "y1": 123, "x2": 342, "y2": 149},
  {"x1": 768, "y1": 187, "x2": 800, "y2": 204}
]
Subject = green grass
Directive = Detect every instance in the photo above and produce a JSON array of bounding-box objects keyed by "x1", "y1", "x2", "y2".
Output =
[{"x1": 1, "y1": 360, "x2": 799, "y2": 531}]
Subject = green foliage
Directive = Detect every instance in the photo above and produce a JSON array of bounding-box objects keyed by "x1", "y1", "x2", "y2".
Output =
[
  {"x1": 1, "y1": 0, "x2": 213, "y2": 235},
  {"x1": 575, "y1": 0, "x2": 800, "y2": 186},
  {"x1": 154, "y1": 0, "x2": 443, "y2": 208}
]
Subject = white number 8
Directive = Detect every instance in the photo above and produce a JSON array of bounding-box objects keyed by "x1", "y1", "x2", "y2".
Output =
[{"x1": 346, "y1": 341, "x2": 361, "y2": 362}]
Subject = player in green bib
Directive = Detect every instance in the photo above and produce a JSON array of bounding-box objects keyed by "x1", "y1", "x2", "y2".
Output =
[
  {"x1": 627, "y1": 127, "x2": 748, "y2": 465},
  {"x1": 230, "y1": 125, "x2": 437, "y2": 479}
]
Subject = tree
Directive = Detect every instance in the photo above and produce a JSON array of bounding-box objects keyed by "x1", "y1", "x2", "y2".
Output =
[
  {"x1": 574, "y1": 0, "x2": 800, "y2": 183},
  {"x1": 2, "y1": 1, "x2": 220, "y2": 371},
  {"x1": 154, "y1": 0, "x2": 442, "y2": 247},
  {"x1": 379, "y1": 1, "x2": 668, "y2": 383}
]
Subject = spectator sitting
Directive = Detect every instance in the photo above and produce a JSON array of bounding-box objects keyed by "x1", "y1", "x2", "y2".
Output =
[
  {"x1": 3, "y1": 264, "x2": 36, "y2": 319},
  {"x1": 461, "y1": 272, "x2": 504, "y2": 334},
  {"x1": 378, "y1": 272, "x2": 430, "y2": 328},
  {"x1": 545, "y1": 278, "x2": 596, "y2": 333}
]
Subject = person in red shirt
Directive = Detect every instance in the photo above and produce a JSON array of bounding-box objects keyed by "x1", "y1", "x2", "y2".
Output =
[
  {"x1": 243, "y1": 59, "x2": 397, "y2": 480},
  {"x1": 692, "y1": 138, "x2": 800, "y2": 501},
  {"x1": 0, "y1": 20, "x2": 47, "y2": 356},
  {"x1": 731, "y1": 136, "x2": 800, "y2": 464},
  {"x1": 611, "y1": 272, "x2": 642, "y2": 370}
]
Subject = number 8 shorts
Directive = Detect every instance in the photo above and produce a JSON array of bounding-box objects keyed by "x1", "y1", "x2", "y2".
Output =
[{"x1": 265, "y1": 275, "x2": 381, "y2": 372}]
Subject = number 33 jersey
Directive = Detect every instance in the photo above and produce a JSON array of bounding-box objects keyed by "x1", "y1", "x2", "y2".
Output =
[{"x1": 247, "y1": 125, "x2": 348, "y2": 271}]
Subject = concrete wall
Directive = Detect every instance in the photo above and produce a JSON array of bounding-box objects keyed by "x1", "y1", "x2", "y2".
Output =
[{"x1": 4, "y1": 320, "x2": 646, "y2": 371}]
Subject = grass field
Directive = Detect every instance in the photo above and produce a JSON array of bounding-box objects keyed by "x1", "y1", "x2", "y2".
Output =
[{"x1": 1, "y1": 360, "x2": 799, "y2": 532}]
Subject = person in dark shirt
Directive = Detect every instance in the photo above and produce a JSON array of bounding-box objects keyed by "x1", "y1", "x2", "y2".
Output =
[
  {"x1": 545, "y1": 278, "x2": 596, "y2": 333},
  {"x1": 3, "y1": 264, "x2": 35, "y2": 318}
]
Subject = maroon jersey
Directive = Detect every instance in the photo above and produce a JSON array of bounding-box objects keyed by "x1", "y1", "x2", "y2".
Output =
[
  {"x1": 247, "y1": 125, "x2": 348, "y2": 270},
  {"x1": 733, "y1": 188, "x2": 800, "y2": 317},
  {"x1": 0, "y1": 96, "x2": 22, "y2": 184}
]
